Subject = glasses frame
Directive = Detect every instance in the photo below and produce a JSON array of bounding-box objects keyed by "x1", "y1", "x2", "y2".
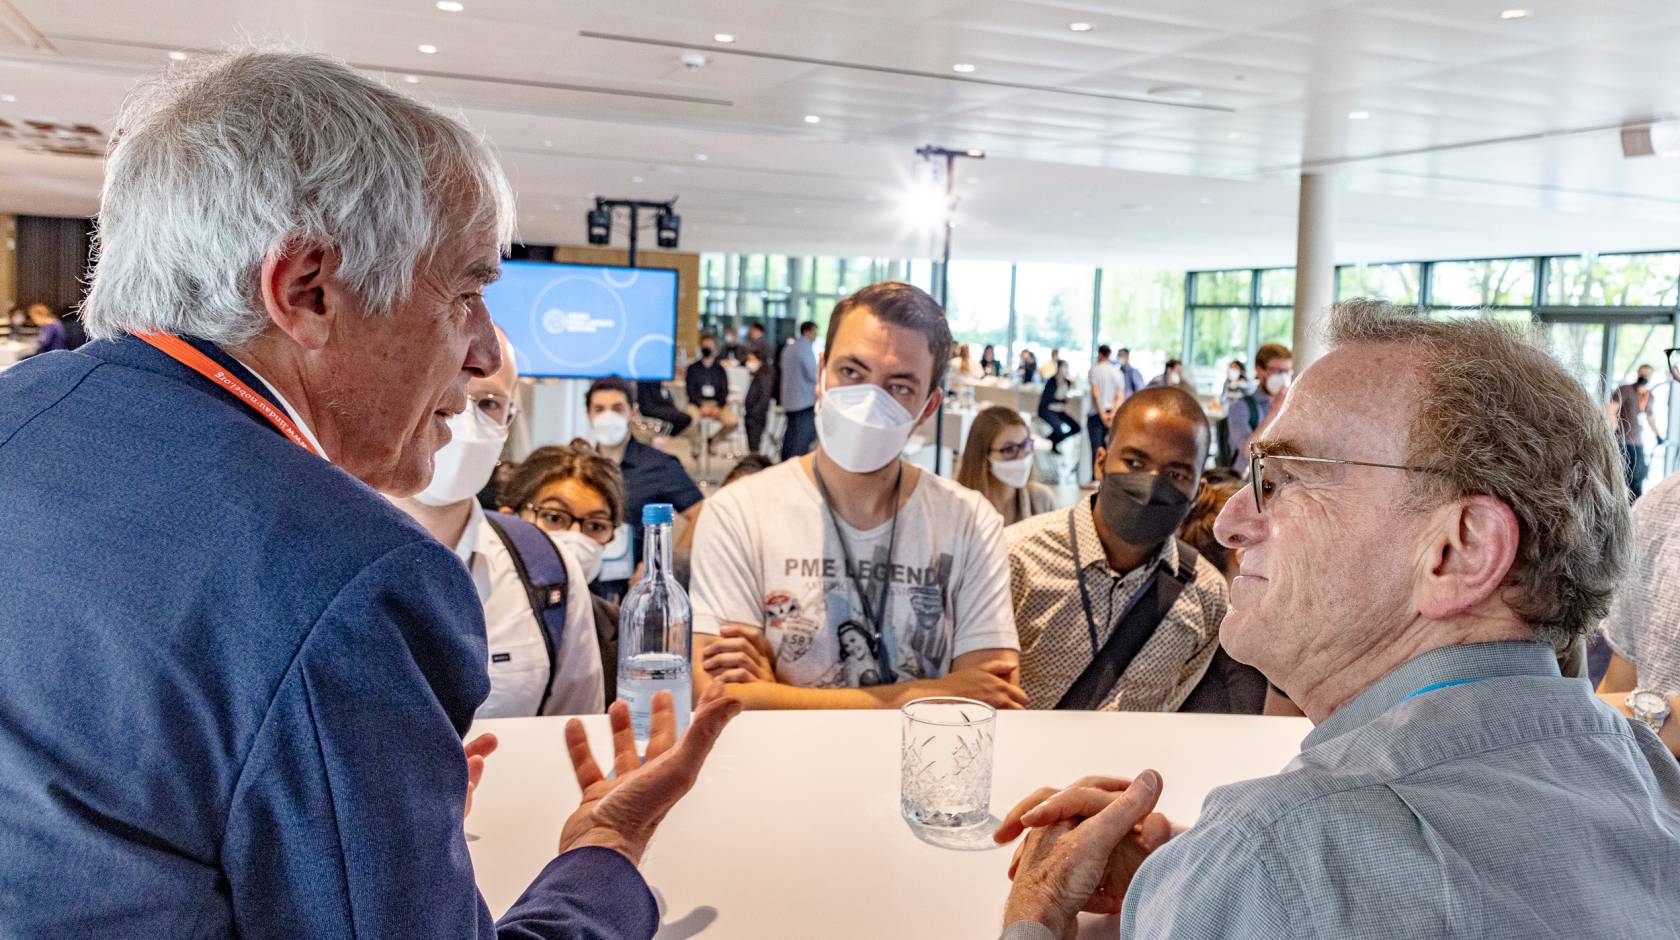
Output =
[
  {"x1": 518, "y1": 500, "x2": 617, "y2": 542},
  {"x1": 1249, "y1": 447, "x2": 1446, "y2": 514},
  {"x1": 469, "y1": 391, "x2": 520, "y2": 430},
  {"x1": 990, "y1": 438, "x2": 1033, "y2": 460}
]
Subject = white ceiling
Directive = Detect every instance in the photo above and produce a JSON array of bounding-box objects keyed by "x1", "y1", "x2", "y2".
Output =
[{"x1": 4, "y1": 0, "x2": 1680, "y2": 268}]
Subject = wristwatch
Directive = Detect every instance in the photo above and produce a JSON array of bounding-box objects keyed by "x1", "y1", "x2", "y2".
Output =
[{"x1": 1626, "y1": 689, "x2": 1672, "y2": 734}]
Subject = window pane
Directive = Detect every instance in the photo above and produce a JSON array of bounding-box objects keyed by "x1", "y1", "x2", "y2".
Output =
[
  {"x1": 945, "y1": 260, "x2": 1013, "y2": 352},
  {"x1": 1337, "y1": 263, "x2": 1421, "y2": 303},
  {"x1": 1258, "y1": 268, "x2": 1295, "y2": 306},
  {"x1": 1097, "y1": 265, "x2": 1184, "y2": 383},
  {"x1": 1191, "y1": 270, "x2": 1252, "y2": 305},
  {"x1": 764, "y1": 255, "x2": 790, "y2": 292},
  {"x1": 1188, "y1": 307, "x2": 1248, "y2": 395},
  {"x1": 742, "y1": 256, "x2": 767, "y2": 291},
  {"x1": 701, "y1": 253, "x2": 731, "y2": 289},
  {"x1": 812, "y1": 257, "x2": 843, "y2": 295},
  {"x1": 1257, "y1": 307, "x2": 1292, "y2": 350},
  {"x1": 839, "y1": 256, "x2": 879, "y2": 294},
  {"x1": 1432, "y1": 259, "x2": 1534, "y2": 307},
  {"x1": 1014, "y1": 263, "x2": 1096, "y2": 376},
  {"x1": 1545, "y1": 253, "x2": 1680, "y2": 307},
  {"x1": 906, "y1": 259, "x2": 936, "y2": 294}
]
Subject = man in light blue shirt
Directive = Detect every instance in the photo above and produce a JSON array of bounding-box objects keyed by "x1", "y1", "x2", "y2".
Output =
[
  {"x1": 997, "y1": 300, "x2": 1680, "y2": 939},
  {"x1": 779, "y1": 319, "x2": 820, "y2": 459}
]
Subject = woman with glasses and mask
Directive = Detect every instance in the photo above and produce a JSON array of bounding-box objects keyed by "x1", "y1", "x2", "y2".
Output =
[
  {"x1": 957, "y1": 405, "x2": 1056, "y2": 526},
  {"x1": 389, "y1": 330, "x2": 606, "y2": 719}
]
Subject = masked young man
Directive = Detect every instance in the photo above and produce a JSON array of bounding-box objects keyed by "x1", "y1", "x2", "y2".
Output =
[{"x1": 687, "y1": 282, "x2": 1027, "y2": 710}]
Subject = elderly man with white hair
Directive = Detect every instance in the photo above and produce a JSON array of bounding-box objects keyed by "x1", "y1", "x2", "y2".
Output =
[
  {"x1": 0, "y1": 51, "x2": 738, "y2": 937},
  {"x1": 995, "y1": 301, "x2": 1680, "y2": 939}
]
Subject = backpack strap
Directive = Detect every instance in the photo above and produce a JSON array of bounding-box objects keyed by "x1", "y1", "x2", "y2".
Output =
[
  {"x1": 482, "y1": 511, "x2": 569, "y2": 715},
  {"x1": 1242, "y1": 393, "x2": 1259, "y2": 431},
  {"x1": 1056, "y1": 538, "x2": 1200, "y2": 711}
]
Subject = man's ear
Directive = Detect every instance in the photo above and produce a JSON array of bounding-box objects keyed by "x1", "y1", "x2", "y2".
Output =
[
  {"x1": 1417, "y1": 495, "x2": 1520, "y2": 621},
  {"x1": 1093, "y1": 446, "x2": 1107, "y2": 479},
  {"x1": 914, "y1": 387, "x2": 943, "y2": 428},
  {"x1": 258, "y1": 243, "x2": 341, "y2": 352}
]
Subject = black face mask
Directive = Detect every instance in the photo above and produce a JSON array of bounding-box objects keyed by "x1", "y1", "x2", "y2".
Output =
[
  {"x1": 1637, "y1": 375, "x2": 1650, "y2": 387},
  {"x1": 1097, "y1": 470, "x2": 1193, "y2": 548},
  {"x1": 701, "y1": 346, "x2": 716, "y2": 360}
]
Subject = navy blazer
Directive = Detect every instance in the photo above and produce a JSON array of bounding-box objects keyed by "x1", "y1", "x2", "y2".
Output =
[{"x1": 0, "y1": 336, "x2": 656, "y2": 938}]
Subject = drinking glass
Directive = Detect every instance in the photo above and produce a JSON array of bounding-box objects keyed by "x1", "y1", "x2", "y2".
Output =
[{"x1": 900, "y1": 697, "x2": 995, "y2": 829}]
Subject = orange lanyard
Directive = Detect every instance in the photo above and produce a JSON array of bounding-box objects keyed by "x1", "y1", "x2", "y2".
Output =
[{"x1": 136, "y1": 332, "x2": 321, "y2": 457}]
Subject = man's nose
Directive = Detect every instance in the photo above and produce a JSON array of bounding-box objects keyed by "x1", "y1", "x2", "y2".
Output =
[
  {"x1": 1214, "y1": 481, "x2": 1265, "y2": 550},
  {"x1": 464, "y1": 305, "x2": 500, "y2": 379}
]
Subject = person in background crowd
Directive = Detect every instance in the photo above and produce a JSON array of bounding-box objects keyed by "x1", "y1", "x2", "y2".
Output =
[
  {"x1": 1226, "y1": 341, "x2": 1292, "y2": 474},
  {"x1": 950, "y1": 342, "x2": 976, "y2": 380},
  {"x1": 745, "y1": 320, "x2": 768, "y2": 363},
  {"x1": 500, "y1": 443, "x2": 630, "y2": 705},
  {"x1": 1597, "y1": 469, "x2": 1680, "y2": 757},
  {"x1": 997, "y1": 301, "x2": 1680, "y2": 940},
  {"x1": 635, "y1": 377, "x2": 691, "y2": 437},
  {"x1": 1174, "y1": 467, "x2": 1267, "y2": 712},
  {"x1": 1222, "y1": 358, "x2": 1251, "y2": 408},
  {"x1": 779, "y1": 319, "x2": 820, "y2": 460},
  {"x1": 957, "y1": 405, "x2": 1056, "y2": 526},
  {"x1": 742, "y1": 345, "x2": 775, "y2": 455},
  {"x1": 1146, "y1": 357, "x2": 1187, "y2": 389},
  {"x1": 4, "y1": 302, "x2": 25, "y2": 335},
  {"x1": 684, "y1": 331, "x2": 737, "y2": 456},
  {"x1": 1040, "y1": 347, "x2": 1062, "y2": 381},
  {"x1": 723, "y1": 453, "x2": 773, "y2": 488},
  {"x1": 1037, "y1": 358, "x2": 1080, "y2": 454},
  {"x1": 1610, "y1": 364, "x2": 1663, "y2": 499},
  {"x1": 1017, "y1": 348, "x2": 1039, "y2": 385},
  {"x1": 1006, "y1": 387, "x2": 1235, "y2": 714},
  {"x1": 23, "y1": 303, "x2": 66, "y2": 357},
  {"x1": 689, "y1": 282, "x2": 1025, "y2": 711},
  {"x1": 391, "y1": 328, "x2": 604, "y2": 718},
  {"x1": 979, "y1": 343, "x2": 1003, "y2": 377},
  {"x1": 1113, "y1": 347, "x2": 1146, "y2": 401},
  {"x1": 0, "y1": 49, "x2": 738, "y2": 938},
  {"x1": 586, "y1": 376, "x2": 703, "y2": 596},
  {"x1": 1087, "y1": 345, "x2": 1124, "y2": 464}
]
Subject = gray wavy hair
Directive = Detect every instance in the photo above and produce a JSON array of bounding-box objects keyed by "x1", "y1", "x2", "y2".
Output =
[
  {"x1": 1326, "y1": 299, "x2": 1631, "y2": 644},
  {"x1": 83, "y1": 50, "x2": 515, "y2": 344}
]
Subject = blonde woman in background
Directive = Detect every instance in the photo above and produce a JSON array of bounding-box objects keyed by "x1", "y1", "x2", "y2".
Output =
[{"x1": 956, "y1": 405, "x2": 1056, "y2": 526}]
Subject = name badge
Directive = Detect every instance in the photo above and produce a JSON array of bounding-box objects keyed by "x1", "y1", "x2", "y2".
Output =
[{"x1": 701, "y1": 384, "x2": 716, "y2": 398}]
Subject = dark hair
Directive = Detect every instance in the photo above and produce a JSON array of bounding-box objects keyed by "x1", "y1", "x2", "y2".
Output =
[
  {"x1": 1255, "y1": 343, "x2": 1292, "y2": 371},
  {"x1": 1181, "y1": 468, "x2": 1243, "y2": 577},
  {"x1": 823, "y1": 281, "x2": 953, "y2": 392},
  {"x1": 799, "y1": 320, "x2": 818, "y2": 336},
  {"x1": 1229, "y1": 359, "x2": 1247, "y2": 377},
  {"x1": 1098, "y1": 344, "x2": 1111, "y2": 357},
  {"x1": 1165, "y1": 358, "x2": 1182, "y2": 369},
  {"x1": 748, "y1": 321, "x2": 765, "y2": 332},
  {"x1": 585, "y1": 376, "x2": 633, "y2": 411},
  {"x1": 956, "y1": 405, "x2": 1031, "y2": 495},
  {"x1": 1110, "y1": 385, "x2": 1211, "y2": 462},
  {"x1": 723, "y1": 453, "x2": 773, "y2": 487},
  {"x1": 503, "y1": 443, "x2": 627, "y2": 527},
  {"x1": 1116, "y1": 347, "x2": 1130, "y2": 356}
]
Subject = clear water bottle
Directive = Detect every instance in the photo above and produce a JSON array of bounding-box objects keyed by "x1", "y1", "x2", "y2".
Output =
[{"x1": 616, "y1": 502, "x2": 692, "y2": 751}]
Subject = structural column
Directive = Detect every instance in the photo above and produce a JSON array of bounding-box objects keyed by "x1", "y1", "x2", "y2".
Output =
[{"x1": 1292, "y1": 172, "x2": 1336, "y2": 370}]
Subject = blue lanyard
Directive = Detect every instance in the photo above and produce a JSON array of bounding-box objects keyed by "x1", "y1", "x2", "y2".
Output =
[{"x1": 1400, "y1": 677, "x2": 1485, "y2": 702}]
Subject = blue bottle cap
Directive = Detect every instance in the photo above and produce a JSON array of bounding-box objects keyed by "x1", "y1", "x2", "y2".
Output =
[{"x1": 643, "y1": 503, "x2": 674, "y2": 525}]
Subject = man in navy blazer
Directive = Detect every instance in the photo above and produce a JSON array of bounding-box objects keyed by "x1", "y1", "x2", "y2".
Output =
[{"x1": 0, "y1": 50, "x2": 737, "y2": 937}]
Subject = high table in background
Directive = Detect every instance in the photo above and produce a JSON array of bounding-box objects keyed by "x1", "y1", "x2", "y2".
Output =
[{"x1": 469, "y1": 711, "x2": 1311, "y2": 939}]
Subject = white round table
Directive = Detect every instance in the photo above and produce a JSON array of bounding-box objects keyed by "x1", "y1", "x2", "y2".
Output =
[{"x1": 468, "y1": 710, "x2": 1310, "y2": 938}]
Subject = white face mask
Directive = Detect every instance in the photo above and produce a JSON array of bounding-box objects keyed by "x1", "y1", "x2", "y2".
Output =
[
  {"x1": 747, "y1": 361, "x2": 761, "y2": 374},
  {"x1": 591, "y1": 410, "x2": 630, "y2": 447},
  {"x1": 1265, "y1": 372, "x2": 1291, "y2": 396},
  {"x1": 552, "y1": 529, "x2": 605, "y2": 582},
  {"x1": 989, "y1": 454, "x2": 1032, "y2": 489},
  {"x1": 414, "y1": 407, "x2": 507, "y2": 507},
  {"x1": 816, "y1": 378, "x2": 927, "y2": 474},
  {"x1": 1228, "y1": 368, "x2": 1242, "y2": 382}
]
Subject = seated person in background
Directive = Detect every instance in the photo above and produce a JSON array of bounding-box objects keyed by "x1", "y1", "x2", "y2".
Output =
[
  {"x1": 684, "y1": 332, "x2": 737, "y2": 455},
  {"x1": 635, "y1": 377, "x2": 691, "y2": 437},
  {"x1": 23, "y1": 303, "x2": 67, "y2": 357},
  {"x1": 587, "y1": 377, "x2": 704, "y2": 596},
  {"x1": 1036, "y1": 359, "x2": 1080, "y2": 454},
  {"x1": 1174, "y1": 468, "x2": 1266, "y2": 713},
  {"x1": 956, "y1": 405, "x2": 1055, "y2": 526},
  {"x1": 499, "y1": 443, "x2": 629, "y2": 705},
  {"x1": 723, "y1": 453, "x2": 773, "y2": 487},
  {"x1": 1597, "y1": 469, "x2": 1680, "y2": 757},
  {"x1": 742, "y1": 345, "x2": 776, "y2": 454},
  {"x1": 998, "y1": 301, "x2": 1680, "y2": 940},
  {"x1": 390, "y1": 329, "x2": 604, "y2": 718},
  {"x1": 1145, "y1": 357, "x2": 1187, "y2": 389},
  {"x1": 979, "y1": 343, "x2": 1003, "y2": 377},
  {"x1": 1006, "y1": 387, "x2": 1231, "y2": 713},
  {"x1": 1016, "y1": 349, "x2": 1039, "y2": 385},
  {"x1": 689, "y1": 282, "x2": 1025, "y2": 710}
]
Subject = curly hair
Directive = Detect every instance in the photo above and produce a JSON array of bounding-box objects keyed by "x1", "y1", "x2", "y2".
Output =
[{"x1": 501, "y1": 443, "x2": 626, "y2": 527}]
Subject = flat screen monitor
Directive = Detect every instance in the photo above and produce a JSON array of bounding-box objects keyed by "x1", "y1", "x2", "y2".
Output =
[{"x1": 484, "y1": 260, "x2": 679, "y2": 380}]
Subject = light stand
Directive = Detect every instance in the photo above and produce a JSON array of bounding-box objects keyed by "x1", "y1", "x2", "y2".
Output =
[
  {"x1": 586, "y1": 197, "x2": 681, "y2": 266},
  {"x1": 915, "y1": 145, "x2": 984, "y2": 476}
]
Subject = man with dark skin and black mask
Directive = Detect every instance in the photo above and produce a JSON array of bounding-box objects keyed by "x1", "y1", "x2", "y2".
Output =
[{"x1": 1005, "y1": 386, "x2": 1263, "y2": 713}]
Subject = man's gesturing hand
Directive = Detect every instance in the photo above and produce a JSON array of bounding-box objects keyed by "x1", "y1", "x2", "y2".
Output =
[{"x1": 559, "y1": 691, "x2": 742, "y2": 866}]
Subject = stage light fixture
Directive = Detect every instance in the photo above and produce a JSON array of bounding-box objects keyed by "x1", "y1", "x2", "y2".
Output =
[
  {"x1": 656, "y1": 208, "x2": 682, "y2": 248},
  {"x1": 586, "y1": 206, "x2": 613, "y2": 245}
]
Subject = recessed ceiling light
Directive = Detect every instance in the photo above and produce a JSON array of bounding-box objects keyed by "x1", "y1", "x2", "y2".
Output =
[
  {"x1": 403, "y1": 74, "x2": 420, "y2": 84},
  {"x1": 713, "y1": 33, "x2": 736, "y2": 43},
  {"x1": 1348, "y1": 110, "x2": 1371, "y2": 120},
  {"x1": 0, "y1": 94, "x2": 15, "y2": 103},
  {"x1": 1069, "y1": 22, "x2": 1094, "y2": 32},
  {"x1": 436, "y1": 0, "x2": 464, "y2": 10},
  {"x1": 803, "y1": 114, "x2": 821, "y2": 124},
  {"x1": 1227, "y1": 131, "x2": 1244, "y2": 139},
  {"x1": 952, "y1": 63, "x2": 976, "y2": 73},
  {"x1": 168, "y1": 51, "x2": 188, "y2": 61},
  {"x1": 632, "y1": 176, "x2": 644, "y2": 183},
  {"x1": 694, "y1": 152, "x2": 708, "y2": 161},
  {"x1": 1500, "y1": 9, "x2": 1531, "y2": 19},
  {"x1": 418, "y1": 44, "x2": 438, "y2": 54}
]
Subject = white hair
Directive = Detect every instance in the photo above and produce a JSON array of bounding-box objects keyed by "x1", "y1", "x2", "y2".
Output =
[{"x1": 83, "y1": 50, "x2": 515, "y2": 345}]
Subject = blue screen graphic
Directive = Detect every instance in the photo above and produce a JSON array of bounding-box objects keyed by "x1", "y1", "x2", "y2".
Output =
[{"x1": 484, "y1": 260, "x2": 679, "y2": 380}]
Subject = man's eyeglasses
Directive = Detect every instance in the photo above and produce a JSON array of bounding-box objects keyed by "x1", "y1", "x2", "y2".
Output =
[
  {"x1": 518, "y1": 501, "x2": 616, "y2": 541},
  {"x1": 1249, "y1": 446, "x2": 1446, "y2": 514},
  {"x1": 1665, "y1": 348, "x2": 1680, "y2": 383},
  {"x1": 991, "y1": 439, "x2": 1033, "y2": 460},
  {"x1": 470, "y1": 392, "x2": 519, "y2": 430}
]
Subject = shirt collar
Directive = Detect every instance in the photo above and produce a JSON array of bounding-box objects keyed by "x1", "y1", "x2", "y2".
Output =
[
  {"x1": 228, "y1": 356, "x2": 327, "y2": 459},
  {"x1": 454, "y1": 500, "x2": 486, "y2": 565},
  {"x1": 1074, "y1": 494, "x2": 1175, "y2": 579},
  {"x1": 1303, "y1": 641, "x2": 1562, "y2": 750}
]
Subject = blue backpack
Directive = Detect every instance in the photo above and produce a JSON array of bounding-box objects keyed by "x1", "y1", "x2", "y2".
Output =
[{"x1": 481, "y1": 512, "x2": 569, "y2": 715}]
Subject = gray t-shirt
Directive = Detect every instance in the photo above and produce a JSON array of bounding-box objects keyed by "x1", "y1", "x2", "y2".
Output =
[
  {"x1": 1602, "y1": 471, "x2": 1680, "y2": 691},
  {"x1": 690, "y1": 460, "x2": 1019, "y2": 687}
]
